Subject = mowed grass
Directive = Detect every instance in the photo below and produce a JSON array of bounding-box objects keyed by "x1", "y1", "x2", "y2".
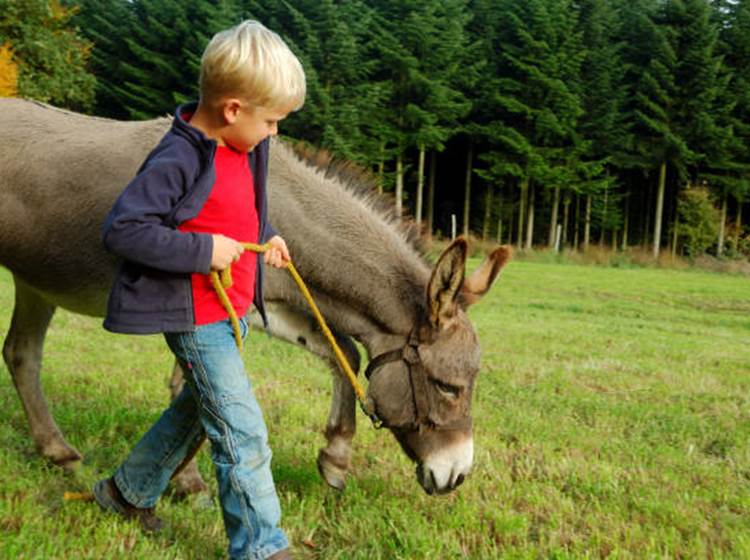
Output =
[{"x1": 1, "y1": 259, "x2": 749, "y2": 559}]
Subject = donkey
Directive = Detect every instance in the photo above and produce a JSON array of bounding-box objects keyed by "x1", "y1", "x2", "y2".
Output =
[{"x1": 0, "y1": 99, "x2": 510, "y2": 496}]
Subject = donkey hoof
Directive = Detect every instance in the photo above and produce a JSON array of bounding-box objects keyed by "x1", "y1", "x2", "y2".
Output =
[
  {"x1": 44, "y1": 443, "x2": 83, "y2": 470},
  {"x1": 171, "y1": 473, "x2": 209, "y2": 499},
  {"x1": 316, "y1": 450, "x2": 347, "y2": 491},
  {"x1": 56, "y1": 456, "x2": 83, "y2": 471}
]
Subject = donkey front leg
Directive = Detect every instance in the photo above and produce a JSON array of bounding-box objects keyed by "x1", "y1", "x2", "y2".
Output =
[
  {"x1": 2, "y1": 276, "x2": 82, "y2": 468},
  {"x1": 317, "y1": 353, "x2": 359, "y2": 490},
  {"x1": 248, "y1": 302, "x2": 359, "y2": 490},
  {"x1": 167, "y1": 360, "x2": 210, "y2": 497}
]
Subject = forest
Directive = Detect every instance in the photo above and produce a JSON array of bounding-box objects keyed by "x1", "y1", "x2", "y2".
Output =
[{"x1": 1, "y1": 0, "x2": 749, "y2": 260}]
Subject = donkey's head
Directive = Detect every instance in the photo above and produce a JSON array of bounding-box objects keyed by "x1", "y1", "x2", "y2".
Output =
[{"x1": 366, "y1": 238, "x2": 511, "y2": 494}]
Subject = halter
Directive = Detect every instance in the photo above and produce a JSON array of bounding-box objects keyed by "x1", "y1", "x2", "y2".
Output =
[
  {"x1": 210, "y1": 243, "x2": 470, "y2": 432},
  {"x1": 364, "y1": 327, "x2": 473, "y2": 432}
]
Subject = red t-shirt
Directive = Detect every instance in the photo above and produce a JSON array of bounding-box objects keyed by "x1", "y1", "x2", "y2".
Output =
[{"x1": 178, "y1": 144, "x2": 259, "y2": 325}]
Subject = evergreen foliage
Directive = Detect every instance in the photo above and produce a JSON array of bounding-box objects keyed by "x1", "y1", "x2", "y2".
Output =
[{"x1": 16, "y1": 0, "x2": 748, "y2": 258}]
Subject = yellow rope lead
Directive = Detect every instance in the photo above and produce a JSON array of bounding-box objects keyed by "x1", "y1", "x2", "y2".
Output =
[
  {"x1": 214, "y1": 242, "x2": 372, "y2": 413},
  {"x1": 63, "y1": 491, "x2": 94, "y2": 502},
  {"x1": 65, "y1": 243, "x2": 376, "y2": 504}
]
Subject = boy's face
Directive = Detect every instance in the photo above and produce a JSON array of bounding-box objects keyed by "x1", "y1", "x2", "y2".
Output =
[{"x1": 221, "y1": 101, "x2": 289, "y2": 153}]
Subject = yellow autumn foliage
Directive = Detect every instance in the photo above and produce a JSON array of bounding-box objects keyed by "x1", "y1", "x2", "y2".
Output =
[{"x1": 0, "y1": 42, "x2": 18, "y2": 97}]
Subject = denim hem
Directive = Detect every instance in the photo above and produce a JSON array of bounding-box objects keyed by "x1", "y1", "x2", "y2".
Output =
[
  {"x1": 113, "y1": 470, "x2": 157, "y2": 509},
  {"x1": 232, "y1": 533, "x2": 290, "y2": 560}
]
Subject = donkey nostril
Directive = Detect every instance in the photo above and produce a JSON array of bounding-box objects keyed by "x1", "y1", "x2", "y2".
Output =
[
  {"x1": 455, "y1": 473, "x2": 465, "y2": 488},
  {"x1": 430, "y1": 469, "x2": 439, "y2": 491}
]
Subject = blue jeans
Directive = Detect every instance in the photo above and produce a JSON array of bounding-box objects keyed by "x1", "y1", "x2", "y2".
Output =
[{"x1": 111, "y1": 317, "x2": 289, "y2": 560}]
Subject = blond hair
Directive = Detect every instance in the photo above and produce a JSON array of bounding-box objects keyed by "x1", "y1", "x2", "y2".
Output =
[{"x1": 200, "y1": 20, "x2": 306, "y2": 112}]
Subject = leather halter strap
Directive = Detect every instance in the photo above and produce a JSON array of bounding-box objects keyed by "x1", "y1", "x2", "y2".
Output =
[{"x1": 365, "y1": 330, "x2": 472, "y2": 432}]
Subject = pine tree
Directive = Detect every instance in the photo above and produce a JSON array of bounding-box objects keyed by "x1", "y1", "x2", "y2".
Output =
[
  {"x1": 716, "y1": 0, "x2": 750, "y2": 253},
  {"x1": 368, "y1": 0, "x2": 472, "y2": 219},
  {"x1": 476, "y1": 0, "x2": 583, "y2": 249},
  {"x1": 410, "y1": 0, "x2": 472, "y2": 228},
  {"x1": 617, "y1": 0, "x2": 689, "y2": 258},
  {"x1": 271, "y1": 0, "x2": 388, "y2": 168},
  {"x1": 81, "y1": 0, "x2": 242, "y2": 119},
  {"x1": 665, "y1": 0, "x2": 730, "y2": 179},
  {"x1": 74, "y1": 0, "x2": 137, "y2": 118},
  {"x1": 576, "y1": 0, "x2": 624, "y2": 249}
]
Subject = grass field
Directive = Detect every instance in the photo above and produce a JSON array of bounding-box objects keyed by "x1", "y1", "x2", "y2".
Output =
[{"x1": 1, "y1": 259, "x2": 749, "y2": 559}]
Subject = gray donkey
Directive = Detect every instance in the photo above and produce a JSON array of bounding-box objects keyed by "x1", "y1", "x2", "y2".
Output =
[{"x1": 0, "y1": 99, "x2": 510, "y2": 496}]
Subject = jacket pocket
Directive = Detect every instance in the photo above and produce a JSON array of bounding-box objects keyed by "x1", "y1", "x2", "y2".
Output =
[{"x1": 115, "y1": 261, "x2": 190, "y2": 313}]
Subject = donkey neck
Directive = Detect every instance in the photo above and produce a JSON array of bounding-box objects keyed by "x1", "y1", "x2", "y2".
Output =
[{"x1": 269, "y1": 140, "x2": 432, "y2": 355}]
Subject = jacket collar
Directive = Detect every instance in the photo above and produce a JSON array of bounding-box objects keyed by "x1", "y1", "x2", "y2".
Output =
[{"x1": 172, "y1": 101, "x2": 217, "y2": 152}]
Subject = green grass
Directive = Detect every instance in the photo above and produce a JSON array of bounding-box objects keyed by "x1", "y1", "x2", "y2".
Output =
[{"x1": 1, "y1": 260, "x2": 749, "y2": 558}]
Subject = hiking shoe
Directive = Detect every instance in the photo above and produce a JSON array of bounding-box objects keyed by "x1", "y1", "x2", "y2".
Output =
[
  {"x1": 93, "y1": 477, "x2": 164, "y2": 534},
  {"x1": 267, "y1": 549, "x2": 293, "y2": 560}
]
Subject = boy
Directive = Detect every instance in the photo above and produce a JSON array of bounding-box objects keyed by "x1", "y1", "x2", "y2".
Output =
[{"x1": 94, "y1": 20, "x2": 305, "y2": 560}]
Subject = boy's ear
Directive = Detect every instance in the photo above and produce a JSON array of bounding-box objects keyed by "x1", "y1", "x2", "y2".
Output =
[{"x1": 222, "y1": 99, "x2": 242, "y2": 124}]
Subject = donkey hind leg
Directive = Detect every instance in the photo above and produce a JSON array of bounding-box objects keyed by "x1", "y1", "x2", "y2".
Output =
[
  {"x1": 2, "y1": 276, "x2": 82, "y2": 468},
  {"x1": 247, "y1": 301, "x2": 360, "y2": 490},
  {"x1": 167, "y1": 360, "x2": 209, "y2": 497}
]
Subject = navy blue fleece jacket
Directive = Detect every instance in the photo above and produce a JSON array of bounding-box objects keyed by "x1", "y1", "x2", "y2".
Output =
[{"x1": 102, "y1": 101, "x2": 277, "y2": 334}]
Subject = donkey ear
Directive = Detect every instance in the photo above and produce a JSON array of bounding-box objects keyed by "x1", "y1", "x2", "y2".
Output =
[
  {"x1": 427, "y1": 237, "x2": 468, "y2": 329},
  {"x1": 459, "y1": 245, "x2": 512, "y2": 308}
]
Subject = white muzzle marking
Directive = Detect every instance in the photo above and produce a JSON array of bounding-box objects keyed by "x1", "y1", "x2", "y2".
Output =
[{"x1": 420, "y1": 436, "x2": 474, "y2": 493}]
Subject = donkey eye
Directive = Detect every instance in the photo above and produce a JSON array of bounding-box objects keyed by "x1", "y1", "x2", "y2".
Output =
[{"x1": 432, "y1": 378, "x2": 460, "y2": 398}]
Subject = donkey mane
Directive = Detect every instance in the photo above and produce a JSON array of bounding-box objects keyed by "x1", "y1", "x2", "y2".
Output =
[
  {"x1": 25, "y1": 98, "x2": 429, "y2": 262},
  {"x1": 285, "y1": 139, "x2": 429, "y2": 260},
  {"x1": 32, "y1": 98, "x2": 428, "y2": 261}
]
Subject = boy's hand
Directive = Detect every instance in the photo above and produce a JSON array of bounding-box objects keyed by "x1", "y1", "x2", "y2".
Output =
[
  {"x1": 264, "y1": 235, "x2": 290, "y2": 269},
  {"x1": 211, "y1": 234, "x2": 244, "y2": 271}
]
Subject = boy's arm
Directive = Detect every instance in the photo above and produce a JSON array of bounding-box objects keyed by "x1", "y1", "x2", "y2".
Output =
[
  {"x1": 102, "y1": 156, "x2": 213, "y2": 274},
  {"x1": 260, "y1": 222, "x2": 278, "y2": 243}
]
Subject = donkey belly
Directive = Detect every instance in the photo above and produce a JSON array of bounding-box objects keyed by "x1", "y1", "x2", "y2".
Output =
[
  {"x1": 0, "y1": 99, "x2": 169, "y2": 319},
  {"x1": 2, "y1": 228, "x2": 118, "y2": 318},
  {"x1": 0, "y1": 168, "x2": 122, "y2": 318}
]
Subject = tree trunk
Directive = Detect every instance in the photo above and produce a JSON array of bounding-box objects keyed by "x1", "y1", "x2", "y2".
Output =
[
  {"x1": 482, "y1": 188, "x2": 493, "y2": 240},
  {"x1": 733, "y1": 200, "x2": 743, "y2": 253},
  {"x1": 395, "y1": 154, "x2": 404, "y2": 218},
  {"x1": 671, "y1": 200, "x2": 679, "y2": 258},
  {"x1": 600, "y1": 186, "x2": 608, "y2": 247},
  {"x1": 653, "y1": 160, "x2": 667, "y2": 259},
  {"x1": 717, "y1": 192, "x2": 727, "y2": 256},
  {"x1": 643, "y1": 180, "x2": 652, "y2": 250},
  {"x1": 426, "y1": 152, "x2": 436, "y2": 236},
  {"x1": 377, "y1": 142, "x2": 385, "y2": 195},
  {"x1": 548, "y1": 186, "x2": 560, "y2": 248},
  {"x1": 507, "y1": 201, "x2": 514, "y2": 245},
  {"x1": 562, "y1": 196, "x2": 570, "y2": 248},
  {"x1": 574, "y1": 194, "x2": 580, "y2": 250},
  {"x1": 496, "y1": 193, "x2": 503, "y2": 243},
  {"x1": 525, "y1": 183, "x2": 535, "y2": 250},
  {"x1": 584, "y1": 194, "x2": 592, "y2": 251},
  {"x1": 517, "y1": 178, "x2": 527, "y2": 249},
  {"x1": 416, "y1": 145, "x2": 425, "y2": 225},
  {"x1": 621, "y1": 194, "x2": 629, "y2": 251},
  {"x1": 463, "y1": 142, "x2": 473, "y2": 237}
]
